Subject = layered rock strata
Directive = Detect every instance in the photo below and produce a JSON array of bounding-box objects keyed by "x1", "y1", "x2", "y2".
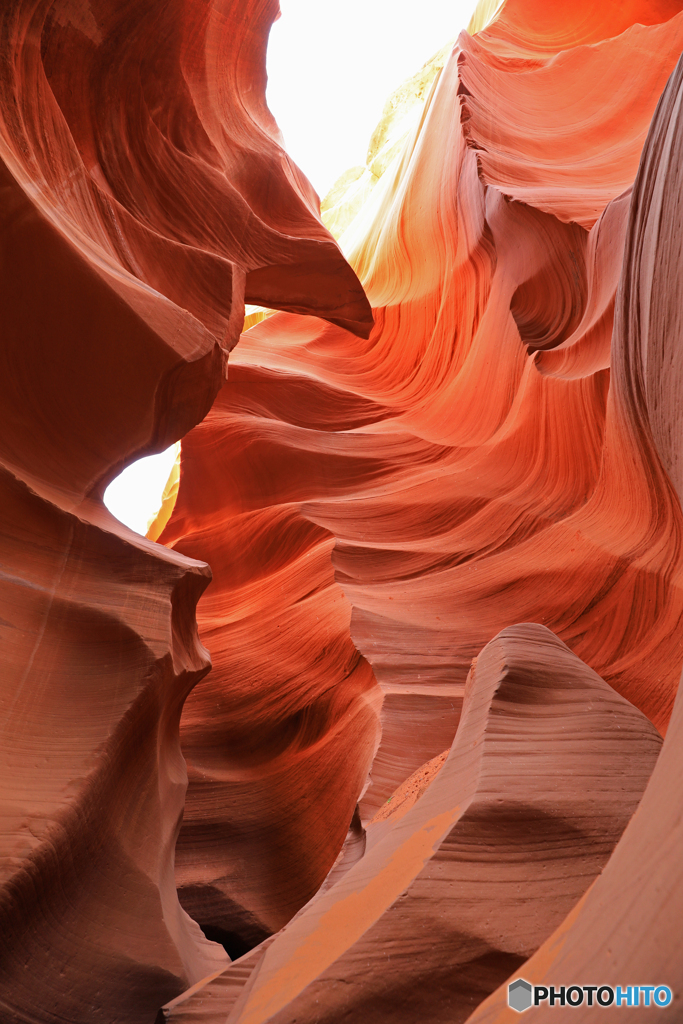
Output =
[
  {"x1": 466, "y1": 44, "x2": 683, "y2": 1024},
  {"x1": 161, "y1": 624, "x2": 662, "y2": 1023},
  {"x1": 5, "y1": 0, "x2": 683, "y2": 1021},
  {"x1": 156, "y1": 3, "x2": 683, "y2": 958},
  {"x1": 0, "y1": 1, "x2": 370, "y2": 1022}
]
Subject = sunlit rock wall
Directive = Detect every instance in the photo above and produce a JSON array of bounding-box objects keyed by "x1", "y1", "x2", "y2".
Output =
[
  {"x1": 5, "y1": 0, "x2": 683, "y2": 1022},
  {"x1": 157, "y1": 0, "x2": 683, "y2": 1020},
  {"x1": 0, "y1": 1, "x2": 370, "y2": 1022}
]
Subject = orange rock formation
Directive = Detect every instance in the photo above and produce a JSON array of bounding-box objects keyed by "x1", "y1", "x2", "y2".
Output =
[
  {"x1": 0, "y1": 1, "x2": 369, "y2": 1021},
  {"x1": 3, "y1": 0, "x2": 683, "y2": 1022},
  {"x1": 156, "y1": 0, "x2": 683, "y2": 968},
  {"x1": 163, "y1": 624, "x2": 662, "y2": 1023}
]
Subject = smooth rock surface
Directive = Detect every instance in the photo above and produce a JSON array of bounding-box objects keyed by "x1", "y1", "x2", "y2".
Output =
[
  {"x1": 6, "y1": 0, "x2": 683, "y2": 1020},
  {"x1": 465, "y1": 44, "x2": 683, "y2": 1024},
  {"x1": 161, "y1": 624, "x2": 661, "y2": 1023},
  {"x1": 158, "y1": 9, "x2": 683, "y2": 937},
  {"x1": 0, "y1": 1, "x2": 369, "y2": 1021}
]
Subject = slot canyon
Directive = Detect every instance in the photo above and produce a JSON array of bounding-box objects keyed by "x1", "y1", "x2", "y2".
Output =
[{"x1": 2, "y1": 0, "x2": 683, "y2": 1021}]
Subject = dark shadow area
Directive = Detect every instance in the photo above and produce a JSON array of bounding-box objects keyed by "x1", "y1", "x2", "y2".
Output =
[
  {"x1": 178, "y1": 883, "x2": 271, "y2": 960},
  {"x1": 198, "y1": 924, "x2": 254, "y2": 961}
]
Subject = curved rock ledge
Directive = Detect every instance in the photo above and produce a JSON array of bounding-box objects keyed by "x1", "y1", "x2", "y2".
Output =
[
  {"x1": 0, "y1": 1, "x2": 369, "y2": 1021},
  {"x1": 5, "y1": 0, "x2": 683, "y2": 1020},
  {"x1": 158, "y1": 12, "x2": 683, "y2": 943},
  {"x1": 161, "y1": 623, "x2": 661, "y2": 1023}
]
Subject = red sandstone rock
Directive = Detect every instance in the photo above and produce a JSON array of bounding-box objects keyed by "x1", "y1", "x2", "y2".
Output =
[
  {"x1": 159, "y1": 12, "x2": 683, "y2": 938},
  {"x1": 0, "y1": 1, "x2": 369, "y2": 1021},
  {"x1": 5, "y1": 0, "x2": 683, "y2": 1020},
  {"x1": 161, "y1": 624, "x2": 661, "y2": 1023},
  {"x1": 465, "y1": 46, "x2": 683, "y2": 1024},
  {"x1": 160, "y1": 375, "x2": 384, "y2": 945}
]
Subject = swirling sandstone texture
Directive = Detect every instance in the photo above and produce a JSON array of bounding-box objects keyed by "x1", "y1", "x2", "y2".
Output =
[
  {"x1": 0, "y1": 2, "x2": 370, "y2": 1023},
  {"x1": 155, "y1": 1, "x2": 683, "y2": 978},
  {"x1": 162, "y1": 624, "x2": 662, "y2": 1023},
  {"x1": 6, "y1": 0, "x2": 683, "y2": 1021},
  {"x1": 465, "y1": 44, "x2": 683, "y2": 1024}
]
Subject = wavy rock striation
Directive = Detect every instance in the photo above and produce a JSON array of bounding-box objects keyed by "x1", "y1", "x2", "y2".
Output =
[
  {"x1": 157, "y1": 8, "x2": 683, "y2": 955},
  {"x1": 0, "y1": 1, "x2": 370, "y2": 1022},
  {"x1": 161, "y1": 375, "x2": 384, "y2": 945},
  {"x1": 6, "y1": 0, "x2": 683, "y2": 1020},
  {"x1": 161, "y1": 624, "x2": 662, "y2": 1023},
  {"x1": 465, "y1": 46, "x2": 683, "y2": 1024}
]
